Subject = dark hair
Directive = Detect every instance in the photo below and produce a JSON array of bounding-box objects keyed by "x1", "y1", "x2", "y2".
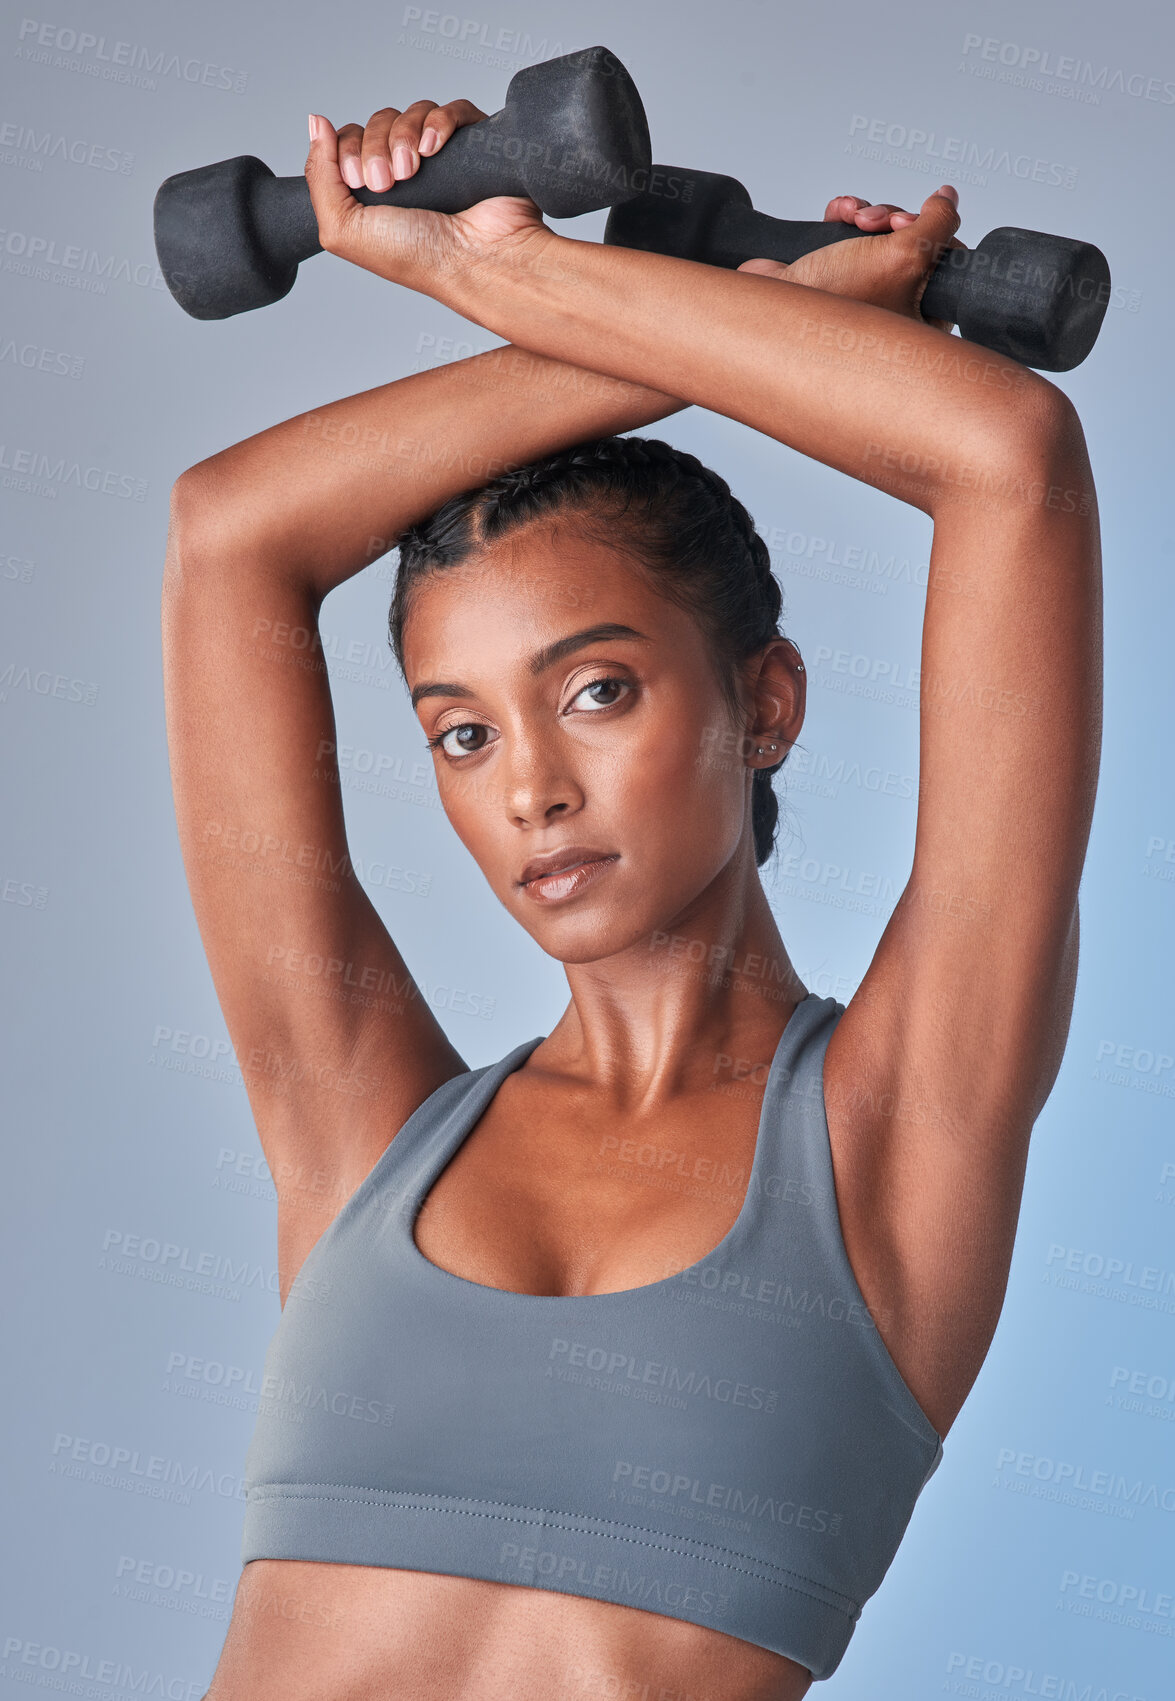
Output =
[{"x1": 389, "y1": 434, "x2": 795, "y2": 867}]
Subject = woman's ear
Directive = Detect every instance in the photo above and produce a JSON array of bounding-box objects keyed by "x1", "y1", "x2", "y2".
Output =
[{"x1": 745, "y1": 637, "x2": 805, "y2": 754}]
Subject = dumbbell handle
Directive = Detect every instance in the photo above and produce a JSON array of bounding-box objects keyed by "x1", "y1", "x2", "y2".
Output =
[
  {"x1": 223, "y1": 89, "x2": 637, "y2": 268},
  {"x1": 183, "y1": 113, "x2": 557, "y2": 285},
  {"x1": 605, "y1": 167, "x2": 1111, "y2": 371}
]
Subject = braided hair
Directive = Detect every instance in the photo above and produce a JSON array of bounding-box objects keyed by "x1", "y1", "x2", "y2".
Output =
[{"x1": 389, "y1": 435, "x2": 794, "y2": 867}]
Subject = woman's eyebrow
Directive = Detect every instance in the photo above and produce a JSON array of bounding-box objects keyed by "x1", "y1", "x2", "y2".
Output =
[{"x1": 410, "y1": 624, "x2": 651, "y2": 710}]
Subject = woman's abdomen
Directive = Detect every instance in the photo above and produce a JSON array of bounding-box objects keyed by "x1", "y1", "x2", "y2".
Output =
[{"x1": 205, "y1": 1560, "x2": 812, "y2": 1701}]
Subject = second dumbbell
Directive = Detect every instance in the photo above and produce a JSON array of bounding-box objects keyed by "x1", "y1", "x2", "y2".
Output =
[{"x1": 604, "y1": 165, "x2": 1111, "y2": 371}]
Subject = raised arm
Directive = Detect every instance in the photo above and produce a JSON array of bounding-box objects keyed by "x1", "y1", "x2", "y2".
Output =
[
  {"x1": 303, "y1": 109, "x2": 1100, "y2": 1425},
  {"x1": 164, "y1": 326, "x2": 683, "y2": 1305}
]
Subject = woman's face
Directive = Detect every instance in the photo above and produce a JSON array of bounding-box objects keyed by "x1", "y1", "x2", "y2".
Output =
[{"x1": 400, "y1": 517, "x2": 796, "y2": 965}]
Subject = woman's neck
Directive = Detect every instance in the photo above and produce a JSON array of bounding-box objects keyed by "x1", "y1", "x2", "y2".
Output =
[{"x1": 544, "y1": 865, "x2": 805, "y2": 1101}]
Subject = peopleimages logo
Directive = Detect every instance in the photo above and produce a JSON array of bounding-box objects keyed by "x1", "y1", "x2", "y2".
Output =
[
  {"x1": 994, "y1": 1446, "x2": 1175, "y2": 1515},
  {"x1": 114, "y1": 1554, "x2": 232, "y2": 1606},
  {"x1": 0, "y1": 337, "x2": 84, "y2": 378},
  {"x1": 0, "y1": 441, "x2": 146, "y2": 498},
  {"x1": 846, "y1": 114, "x2": 1077, "y2": 188},
  {"x1": 1111, "y1": 1366, "x2": 1175, "y2": 1404},
  {"x1": 944, "y1": 1650, "x2": 1149, "y2": 1699},
  {"x1": 496, "y1": 1540, "x2": 734, "y2": 1617},
  {"x1": 959, "y1": 33, "x2": 1175, "y2": 104},
  {"x1": 1045, "y1": 1243, "x2": 1175, "y2": 1308},
  {"x1": 400, "y1": 5, "x2": 566, "y2": 61},
  {"x1": 612, "y1": 1460, "x2": 843, "y2": 1532},
  {"x1": 1, "y1": 1640, "x2": 203, "y2": 1699},
  {"x1": 1059, "y1": 1568, "x2": 1175, "y2": 1622},
  {"x1": 0, "y1": 120, "x2": 134, "y2": 173},
  {"x1": 14, "y1": 18, "x2": 248, "y2": 93},
  {"x1": 548, "y1": 1338, "x2": 779, "y2": 1411},
  {"x1": 49, "y1": 1433, "x2": 246, "y2": 1503},
  {"x1": 0, "y1": 663, "x2": 97, "y2": 704}
]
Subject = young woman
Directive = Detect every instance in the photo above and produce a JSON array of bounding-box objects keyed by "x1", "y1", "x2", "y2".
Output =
[{"x1": 164, "y1": 95, "x2": 1101, "y2": 1701}]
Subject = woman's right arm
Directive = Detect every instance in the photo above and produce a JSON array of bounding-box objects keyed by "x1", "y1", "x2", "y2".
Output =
[{"x1": 163, "y1": 346, "x2": 683, "y2": 1296}]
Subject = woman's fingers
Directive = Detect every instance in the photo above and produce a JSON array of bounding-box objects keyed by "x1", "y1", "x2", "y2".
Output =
[
  {"x1": 823, "y1": 184, "x2": 959, "y2": 235},
  {"x1": 417, "y1": 98, "x2": 489, "y2": 155},
  {"x1": 335, "y1": 98, "x2": 492, "y2": 191},
  {"x1": 905, "y1": 186, "x2": 963, "y2": 250},
  {"x1": 385, "y1": 99, "x2": 448, "y2": 181},
  {"x1": 823, "y1": 194, "x2": 868, "y2": 222},
  {"x1": 305, "y1": 114, "x2": 359, "y2": 253},
  {"x1": 737, "y1": 256, "x2": 791, "y2": 279},
  {"x1": 854, "y1": 201, "x2": 908, "y2": 227},
  {"x1": 822, "y1": 194, "x2": 919, "y2": 230},
  {"x1": 360, "y1": 104, "x2": 415, "y2": 189},
  {"x1": 894, "y1": 188, "x2": 964, "y2": 328},
  {"x1": 336, "y1": 122, "x2": 366, "y2": 190}
]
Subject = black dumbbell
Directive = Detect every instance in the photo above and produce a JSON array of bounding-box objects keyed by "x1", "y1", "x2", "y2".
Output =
[
  {"x1": 154, "y1": 45, "x2": 650, "y2": 320},
  {"x1": 604, "y1": 165, "x2": 1111, "y2": 371}
]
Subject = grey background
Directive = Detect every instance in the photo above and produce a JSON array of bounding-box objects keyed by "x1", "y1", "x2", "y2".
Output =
[{"x1": 2, "y1": 0, "x2": 1173, "y2": 1692}]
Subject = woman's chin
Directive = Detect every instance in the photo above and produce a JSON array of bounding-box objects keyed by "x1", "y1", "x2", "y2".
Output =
[{"x1": 517, "y1": 897, "x2": 665, "y2": 968}]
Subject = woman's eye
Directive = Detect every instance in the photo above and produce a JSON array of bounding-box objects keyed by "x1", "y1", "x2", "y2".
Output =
[
  {"x1": 434, "y1": 723, "x2": 493, "y2": 757},
  {"x1": 570, "y1": 675, "x2": 630, "y2": 712}
]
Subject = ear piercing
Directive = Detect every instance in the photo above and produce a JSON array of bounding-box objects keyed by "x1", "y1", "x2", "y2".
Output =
[{"x1": 753, "y1": 648, "x2": 803, "y2": 758}]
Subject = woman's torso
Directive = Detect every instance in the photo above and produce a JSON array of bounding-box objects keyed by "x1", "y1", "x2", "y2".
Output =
[{"x1": 205, "y1": 991, "x2": 976, "y2": 1701}]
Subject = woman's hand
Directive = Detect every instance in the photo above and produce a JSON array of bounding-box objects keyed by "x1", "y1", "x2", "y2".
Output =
[
  {"x1": 738, "y1": 185, "x2": 966, "y2": 331},
  {"x1": 305, "y1": 102, "x2": 546, "y2": 293}
]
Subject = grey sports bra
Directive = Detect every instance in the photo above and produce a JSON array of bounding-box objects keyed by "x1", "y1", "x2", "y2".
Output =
[{"x1": 240, "y1": 991, "x2": 943, "y2": 1680}]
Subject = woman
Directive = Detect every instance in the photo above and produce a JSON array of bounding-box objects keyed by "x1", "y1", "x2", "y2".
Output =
[{"x1": 164, "y1": 94, "x2": 1101, "y2": 1700}]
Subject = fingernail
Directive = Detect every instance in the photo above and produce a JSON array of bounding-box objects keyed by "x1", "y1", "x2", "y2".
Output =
[
  {"x1": 939, "y1": 184, "x2": 959, "y2": 205},
  {"x1": 308, "y1": 113, "x2": 317, "y2": 142},
  {"x1": 419, "y1": 128, "x2": 440, "y2": 156},
  {"x1": 341, "y1": 155, "x2": 362, "y2": 189},
  {"x1": 368, "y1": 156, "x2": 391, "y2": 191},
  {"x1": 392, "y1": 144, "x2": 414, "y2": 180}
]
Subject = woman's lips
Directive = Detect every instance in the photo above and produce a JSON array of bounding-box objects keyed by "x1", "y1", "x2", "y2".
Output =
[{"x1": 518, "y1": 854, "x2": 619, "y2": 904}]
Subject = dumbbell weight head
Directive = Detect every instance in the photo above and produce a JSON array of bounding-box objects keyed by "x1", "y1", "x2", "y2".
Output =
[
  {"x1": 155, "y1": 45, "x2": 651, "y2": 320},
  {"x1": 154, "y1": 154, "x2": 305, "y2": 320},
  {"x1": 924, "y1": 227, "x2": 1111, "y2": 372}
]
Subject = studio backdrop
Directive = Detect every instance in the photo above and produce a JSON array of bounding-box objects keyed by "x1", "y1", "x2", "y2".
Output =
[{"x1": 2, "y1": 0, "x2": 1172, "y2": 1695}]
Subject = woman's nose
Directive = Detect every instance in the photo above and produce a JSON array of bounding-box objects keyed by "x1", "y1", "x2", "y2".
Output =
[{"x1": 500, "y1": 734, "x2": 585, "y2": 827}]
